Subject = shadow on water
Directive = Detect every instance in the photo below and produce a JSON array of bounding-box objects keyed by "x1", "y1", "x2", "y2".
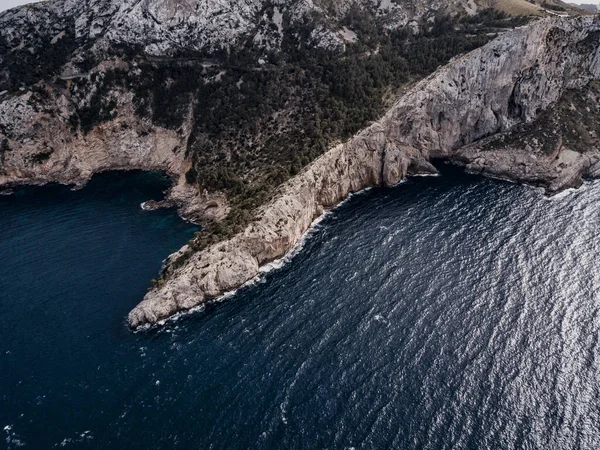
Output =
[{"x1": 2, "y1": 167, "x2": 600, "y2": 449}]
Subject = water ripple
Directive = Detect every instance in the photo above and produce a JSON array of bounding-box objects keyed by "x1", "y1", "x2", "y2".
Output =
[{"x1": 2, "y1": 169, "x2": 600, "y2": 448}]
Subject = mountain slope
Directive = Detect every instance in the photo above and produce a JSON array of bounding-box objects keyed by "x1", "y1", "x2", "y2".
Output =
[
  {"x1": 0, "y1": 0, "x2": 575, "y2": 92},
  {"x1": 484, "y1": 0, "x2": 547, "y2": 15},
  {"x1": 0, "y1": 0, "x2": 529, "y2": 226}
]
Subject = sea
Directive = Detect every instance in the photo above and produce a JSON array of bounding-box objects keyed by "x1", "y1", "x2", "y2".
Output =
[{"x1": 1, "y1": 166, "x2": 599, "y2": 449}]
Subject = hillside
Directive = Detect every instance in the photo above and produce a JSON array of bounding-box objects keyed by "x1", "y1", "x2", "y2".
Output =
[
  {"x1": 484, "y1": 0, "x2": 548, "y2": 15},
  {"x1": 573, "y1": 3, "x2": 599, "y2": 13},
  {"x1": 0, "y1": 0, "x2": 530, "y2": 229}
]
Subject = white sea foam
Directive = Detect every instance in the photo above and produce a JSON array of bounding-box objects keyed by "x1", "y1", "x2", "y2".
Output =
[
  {"x1": 4, "y1": 425, "x2": 25, "y2": 449},
  {"x1": 410, "y1": 172, "x2": 441, "y2": 177},
  {"x1": 543, "y1": 180, "x2": 600, "y2": 201},
  {"x1": 258, "y1": 210, "x2": 331, "y2": 276},
  {"x1": 53, "y1": 431, "x2": 93, "y2": 448},
  {"x1": 547, "y1": 187, "x2": 581, "y2": 200}
]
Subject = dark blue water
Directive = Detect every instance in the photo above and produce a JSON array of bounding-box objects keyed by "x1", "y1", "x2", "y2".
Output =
[{"x1": 2, "y1": 167, "x2": 600, "y2": 449}]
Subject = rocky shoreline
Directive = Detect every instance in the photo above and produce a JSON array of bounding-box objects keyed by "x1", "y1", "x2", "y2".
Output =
[
  {"x1": 3, "y1": 15, "x2": 600, "y2": 327},
  {"x1": 128, "y1": 16, "x2": 600, "y2": 327},
  {"x1": 0, "y1": 79, "x2": 229, "y2": 223},
  {"x1": 452, "y1": 147, "x2": 600, "y2": 194}
]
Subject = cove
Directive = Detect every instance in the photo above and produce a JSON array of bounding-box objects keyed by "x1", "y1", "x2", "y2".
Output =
[{"x1": 1, "y1": 167, "x2": 599, "y2": 449}]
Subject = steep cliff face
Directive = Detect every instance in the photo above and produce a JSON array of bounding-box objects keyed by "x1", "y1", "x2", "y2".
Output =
[
  {"x1": 0, "y1": 78, "x2": 229, "y2": 221},
  {"x1": 454, "y1": 80, "x2": 600, "y2": 193},
  {"x1": 129, "y1": 16, "x2": 600, "y2": 326},
  {"x1": 384, "y1": 14, "x2": 600, "y2": 194},
  {"x1": 0, "y1": 86, "x2": 179, "y2": 186}
]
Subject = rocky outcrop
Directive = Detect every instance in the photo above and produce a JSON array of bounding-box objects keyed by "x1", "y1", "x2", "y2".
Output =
[
  {"x1": 129, "y1": 16, "x2": 600, "y2": 326},
  {"x1": 384, "y1": 18, "x2": 600, "y2": 156},
  {"x1": 0, "y1": 90, "x2": 179, "y2": 187},
  {"x1": 128, "y1": 125, "x2": 437, "y2": 326},
  {"x1": 455, "y1": 147, "x2": 600, "y2": 192},
  {"x1": 0, "y1": 0, "x2": 521, "y2": 66}
]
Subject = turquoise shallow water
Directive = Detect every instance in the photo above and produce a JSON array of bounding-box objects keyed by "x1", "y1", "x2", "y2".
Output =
[{"x1": 2, "y1": 167, "x2": 600, "y2": 449}]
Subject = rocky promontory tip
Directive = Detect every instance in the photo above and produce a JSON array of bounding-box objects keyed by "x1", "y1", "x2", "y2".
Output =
[{"x1": 128, "y1": 126, "x2": 437, "y2": 327}]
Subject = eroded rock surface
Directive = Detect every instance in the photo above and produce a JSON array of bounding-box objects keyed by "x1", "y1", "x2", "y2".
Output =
[
  {"x1": 0, "y1": 83, "x2": 229, "y2": 222},
  {"x1": 0, "y1": 0, "x2": 521, "y2": 62}
]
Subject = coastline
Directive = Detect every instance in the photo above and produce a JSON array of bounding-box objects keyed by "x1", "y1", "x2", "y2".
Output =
[
  {"x1": 129, "y1": 17, "x2": 600, "y2": 327},
  {"x1": 133, "y1": 200, "x2": 339, "y2": 331},
  {"x1": 2, "y1": 17, "x2": 600, "y2": 327}
]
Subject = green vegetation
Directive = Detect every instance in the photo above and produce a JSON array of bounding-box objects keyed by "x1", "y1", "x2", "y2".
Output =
[
  {"x1": 31, "y1": 150, "x2": 53, "y2": 164},
  {"x1": 0, "y1": 18, "x2": 77, "y2": 92},
  {"x1": 182, "y1": 9, "x2": 529, "y2": 251},
  {"x1": 67, "y1": 72, "x2": 121, "y2": 134},
  {"x1": 0, "y1": 138, "x2": 9, "y2": 153},
  {"x1": 0, "y1": 7, "x2": 531, "y2": 261},
  {"x1": 129, "y1": 8, "x2": 526, "y2": 258}
]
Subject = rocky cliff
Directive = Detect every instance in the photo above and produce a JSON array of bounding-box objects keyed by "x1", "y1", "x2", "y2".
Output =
[
  {"x1": 128, "y1": 16, "x2": 600, "y2": 327},
  {"x1": 0, "y1": 76, "x2": 229, "y2": 221},
  {"x1": 0, "y1": 0, "x2": 521, "y2": 221},
  {"x1": 0, "y1": 0, "x2": 534, "y2": 69}
]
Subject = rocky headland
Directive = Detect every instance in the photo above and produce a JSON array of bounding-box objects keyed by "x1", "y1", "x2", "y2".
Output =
[
  {"x1": 128, "y1": 17, "x2": 600, "y2": 326},
  {"x1": 0, "y1": 74, "x2": 230, "y2": 222}
]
